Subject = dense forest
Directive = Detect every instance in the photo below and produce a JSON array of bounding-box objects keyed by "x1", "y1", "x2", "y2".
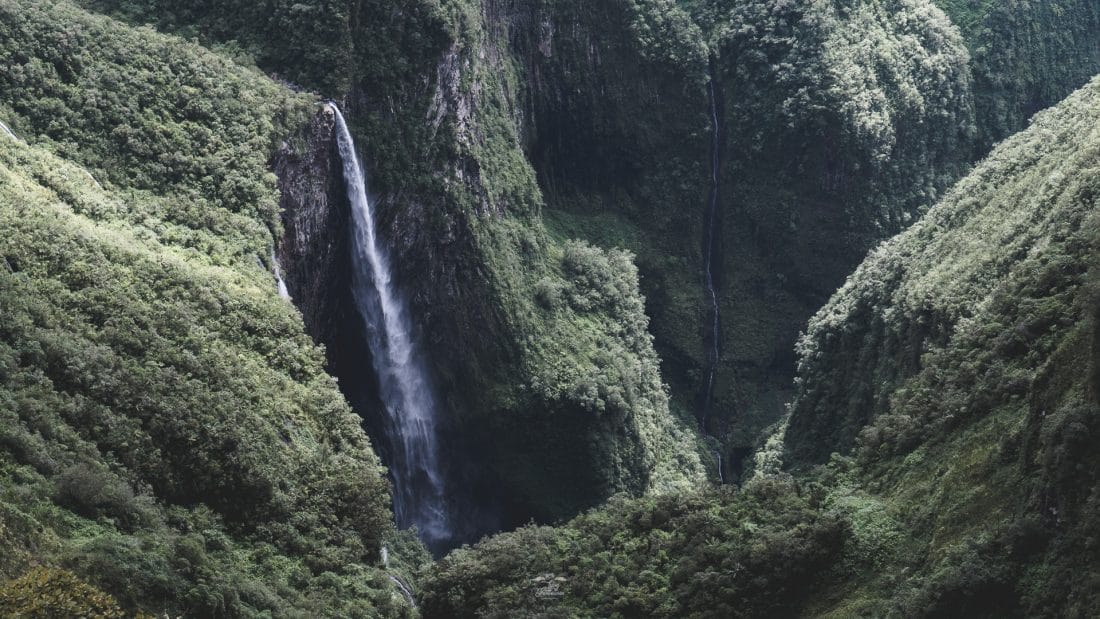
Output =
[{"x1": 0, "y1": 0, "x2": 1098, "y2": 616}]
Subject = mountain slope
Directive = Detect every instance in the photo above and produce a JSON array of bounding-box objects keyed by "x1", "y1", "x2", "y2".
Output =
[
  {"x1": 935, "y1": 0, "x2": 1100, "y2": 152},
  {"x1": 787, "y1": 71, "x2": 1100, "y2": 616},
  {"x1": 418, "y1": 72, "x2": 1100, "y2": 619},
  {"x1": 0, "y1": 1, "x2": 402, "y2": 615}
]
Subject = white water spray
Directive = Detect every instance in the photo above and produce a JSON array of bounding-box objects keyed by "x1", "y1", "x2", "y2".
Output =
[
  {"x1": 330, "y1": 104, "x2": 451, "y2": 550},
  {"x1": 271, "y1": 252, "x2": 291, "y2": 300},
  {"x1": 389, "y1": 574, "x2": 417, "y2": 608},
  {"x1": 0, "y1": 120, "x2": 20, "y2": 142}
]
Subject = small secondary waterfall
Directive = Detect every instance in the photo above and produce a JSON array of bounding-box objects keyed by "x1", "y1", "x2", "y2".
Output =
[
  {"x1": 271, "y1": 253, "x2": 291, "y2": 301},
  {"x1": 330, "y1": 104, "x2": 452, "y2": 550},
  {"x1": 0, "y1": 120, "x2": 19, "y2": 141},
  {"x1": 703, "y1": 72, "x2": 725, "y2": 484}
]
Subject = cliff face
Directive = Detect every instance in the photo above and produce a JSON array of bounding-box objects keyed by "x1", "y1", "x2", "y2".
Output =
[
  {"x1": 351, "y1": 4, "x2": 709, "y2": 532},
  {"x1": 465, "y1": 0, "x2": 974, "y2": 479},
  {"x1": 260, "y1": 2, "x2": 708, "y2": 540},
  {"x1": 499, "y1": 0, "x2": 713, "y2": 417},
  {"x1": 272, "y1": 105, "x2": 351, "y2": 346}
]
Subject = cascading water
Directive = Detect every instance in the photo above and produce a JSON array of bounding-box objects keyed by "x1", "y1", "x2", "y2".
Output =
[
  {"x1": 271, "y1": 252, "x2": 291, "y2": 301},
  {"x1": 330, "y1": 104, "x2": 452, "y2": 551},
  {"x1": 0, "y1": 120, "x2": 19, "y2": 141},
  {"x1": 703, "y1": 71, "x2": 725, "y2": 484}
]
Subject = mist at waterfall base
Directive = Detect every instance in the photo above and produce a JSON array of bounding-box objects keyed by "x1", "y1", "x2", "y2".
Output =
[{"x1": 330, "y1": 105, "x2": 456, "y2": 553}]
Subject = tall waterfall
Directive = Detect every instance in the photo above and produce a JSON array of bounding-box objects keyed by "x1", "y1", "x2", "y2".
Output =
[
  {"x1": 330, "y1": 104, "x2": 452, "y2": 550},
  {"x1": 703, "y1": 73, "x2": 725, "y2": 484}
]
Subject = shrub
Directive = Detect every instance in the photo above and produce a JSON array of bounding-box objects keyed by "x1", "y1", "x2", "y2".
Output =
[{"x1": 0, "y1": 567, "x2": 129, "y2": 618}]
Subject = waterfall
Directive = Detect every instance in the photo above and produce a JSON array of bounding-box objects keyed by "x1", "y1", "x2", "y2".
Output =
[
  {"x1": 388, "y1": 574, "x2": 417, "y2": 608},
  {"x1": 330, "y1": 104, "x2": 452, "y2": 551},
  {"x1": 703, "y1": 70, "x2": 725, "y2": 484},
  {"x1": 702, "y1": 76, "x2": 722, "y2": 427},
  {"x1": 0, "y1": 120, "x2": 20, "y2": 142},
  {"x1": 271, "y1": 252, "x2": 291, "y2": 301}
]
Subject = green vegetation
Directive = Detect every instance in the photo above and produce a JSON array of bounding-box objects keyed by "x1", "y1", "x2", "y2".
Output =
[
  {"x1": 2, "y1": 0, "x2": 1100, "y2": 615},
  {"x1": 934, "y1": 0, "x2": 1100, "y2": 152},
  {"x1": 0, "y1": 567, "x2": 133, "y2": 618},
  {"x1": 421, "y1": 479, "x2": 847, "y2": 618},
  {"x1": 418, "y1": 74, "x2": 1100, "y2": 618},
  {"x1": 78, "y1": 0, "x2": 355, "y2": 94},
  {"x1": 0, "y1": 1, "x2": 405, "y2": 615},
  {"x1": 0, "y1": 0, "x2": 314, "y2": 259}
]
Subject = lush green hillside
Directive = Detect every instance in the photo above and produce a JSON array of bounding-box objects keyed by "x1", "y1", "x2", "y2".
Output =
[
  {"x1": 0, "y1": 1, "x2": 403, "y2": 615},
  {"x1": 418, "y1": 74, "x2": 1100, "y2": 618},
  {"x1": 934, "y1": 0, "x2": 1100, "y2": 152},
  {"x1": 787, "y1": 71, "x2": 1100, "y2": 614},
  {"x1": 704, "y1": 0, "x2": 973, "y2": 468}
]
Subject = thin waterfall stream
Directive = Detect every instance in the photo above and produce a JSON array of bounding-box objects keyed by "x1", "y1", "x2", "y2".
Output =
[
  {"x1": 330, "y1": 104, "x2": 453, "y2": 551},
  {"x1": 703, "y1": 70, "x2": 725, "y2": 484},
  {"x1": 271, "y1": 252, "x2": 291, "y2": 301},
  {"x1": 0, "y1": 120, "x2": 19, "y2": 141}
]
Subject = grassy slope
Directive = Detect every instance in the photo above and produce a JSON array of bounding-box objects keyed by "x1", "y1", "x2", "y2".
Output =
[
  {"x1": 0, "y1": 1, "x2": 403, "y2": 615},
  {"x1": 418, "y1": 75, "x2": 1100, "y2": 619}
]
